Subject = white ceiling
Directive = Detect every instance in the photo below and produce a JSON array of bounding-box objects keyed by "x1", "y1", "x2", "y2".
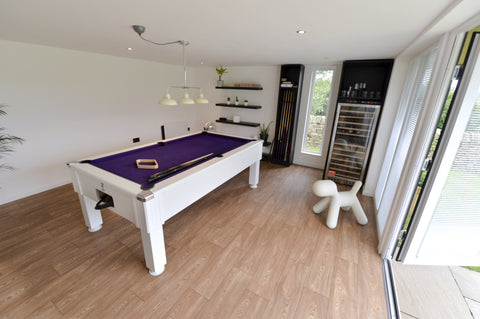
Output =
[{"x1": 0, "y1": 0, "x2": 476, "y2": 66}]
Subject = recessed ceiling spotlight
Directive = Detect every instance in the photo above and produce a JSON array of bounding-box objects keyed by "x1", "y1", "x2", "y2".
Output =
[
  {"x1": 127, "y1": 47, "x2": 133, "y2": 51},
  {"x1": 296, "y1": 30, "x2": 306, "y2": 34}
]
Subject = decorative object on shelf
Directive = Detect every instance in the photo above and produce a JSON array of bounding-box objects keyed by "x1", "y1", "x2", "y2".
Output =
[
  {"x1": 235, "y1": 96, "x2": 239, "y2": 105},
  {"x1": 244, "y1": 99, "x2": 248, "y2": 106},
  {"x1": 233, "y1": 115, "x2": 241, "y2": 123},
  {"x1": 234, "y1": 83, "x2": 262, "y2": 88},
  {"x1": 203, "y1": 121, "x2": 216, "y2": 132},
  {"x1": 215, "y1": 86, "x2": 263, "y2": 90},
  {"x1": 215, "y1": 119, "x2": 260, "y2": 127},
  {"x1": 227, "y1": 97, "x2": 231, "y2": 105},
  {"x1": 0, "y1": 104, "x2": 24, "y2": 171},
  {"x1": 132, "y1": 25, "x2": 208, "y2": 105},
  {"x1": 216, "y1": 66, "x2": 228, "y2": 87},
  {"x1": 215, "y1": 103, "x2": 261, "y2": 109},
  {"x1": 259, "y1": 121, "x2": 273, "y2": 144}
]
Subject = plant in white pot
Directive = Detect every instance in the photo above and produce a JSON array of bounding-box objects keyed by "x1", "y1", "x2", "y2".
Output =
[{"x1": 215, "y1": 66, "x2": 227, "y2": 87}]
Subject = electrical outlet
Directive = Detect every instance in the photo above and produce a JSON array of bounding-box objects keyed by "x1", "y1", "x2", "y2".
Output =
[{"x1": 133, "y1": 137, "x2": 140, "y2": 143}]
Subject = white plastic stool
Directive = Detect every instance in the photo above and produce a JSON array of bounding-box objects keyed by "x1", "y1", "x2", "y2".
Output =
[{"x1": 312, "y1": 180, "x2": 368, "y2": 229}]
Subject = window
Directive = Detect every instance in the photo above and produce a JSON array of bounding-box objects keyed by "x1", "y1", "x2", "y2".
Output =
[{"x1": 302, "y1": 68, "x2": 334, "y2": 155}]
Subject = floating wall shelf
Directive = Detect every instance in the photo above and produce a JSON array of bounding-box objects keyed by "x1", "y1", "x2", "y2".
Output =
[
  {"x1": 215, "y1": 86, "x2": 263, "y2": 90},
  {"x1": 215, "y1": 119, "x2": 260, "y2": 127},
  {"x1": 215, "y1": 103, "x2": 261, "y2": 109}
]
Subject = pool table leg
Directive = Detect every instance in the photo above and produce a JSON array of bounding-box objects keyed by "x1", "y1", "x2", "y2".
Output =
[
  {"x1": 78, "y1": 194, "x2": 103, "y2": 232},
  {"x1": 141, "y1": 228, "x2": 167, "y2": 276},
  {"x1": 249, "y1": 160, "x2": 260, "y2": 188}
]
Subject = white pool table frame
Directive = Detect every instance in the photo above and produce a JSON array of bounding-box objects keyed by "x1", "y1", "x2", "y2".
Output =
[{"x1": 67, "y1": 132, "x2": 262, "y2": 276}]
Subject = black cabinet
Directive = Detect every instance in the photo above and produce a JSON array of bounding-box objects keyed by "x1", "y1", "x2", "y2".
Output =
[
  {"x1": 324, "y1": 59, "x2": 393, "y2": 184},
  {"x1": 271, "y1": 64, "x2": 304, "y2": 166}
]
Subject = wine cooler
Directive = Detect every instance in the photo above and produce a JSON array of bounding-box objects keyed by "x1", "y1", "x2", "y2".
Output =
[{"x1": 324, "y1": 102, "x2": 381, "y2": 185}]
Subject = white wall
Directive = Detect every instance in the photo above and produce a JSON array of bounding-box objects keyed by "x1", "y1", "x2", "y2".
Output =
[
  {"x1": 0, "y1": 40, "x2": 202, "y2": 204},
  {"x1": 363, "y1": 58, "x2": 410, "y2": 197},
  {"x1": 208, "y1": 66, "x2": 280, "y2": 139},
  {"x1": 0, "y1": 40, "x2": 281, "y2": 205}
]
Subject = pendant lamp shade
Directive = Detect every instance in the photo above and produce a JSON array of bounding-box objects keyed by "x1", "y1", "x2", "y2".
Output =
[
  {"x1": 178, "y1": 93, "x2": 195, "y2": 104},
  {"x1": 132, "y1": 25, "x2": 209, "y2": 105},
  {"x1": 158, "y1": 93, "x2": 177, "y2": 105},
  {"x1": 195, "y1": 93, "x2": 209, "y2": 104}
]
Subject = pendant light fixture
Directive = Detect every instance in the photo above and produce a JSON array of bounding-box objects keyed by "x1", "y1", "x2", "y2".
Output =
[{"x1": 132, "y1": 25, "x2": 208, "y2": 105}]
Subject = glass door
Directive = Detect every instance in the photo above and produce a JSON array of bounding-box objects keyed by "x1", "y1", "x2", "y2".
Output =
[
  {"x1": 399, "y1": 33, "x2": 480, "y2": 265},
  {"x1": 293, "y1": 66, "x2": 339, "y2": 168}
]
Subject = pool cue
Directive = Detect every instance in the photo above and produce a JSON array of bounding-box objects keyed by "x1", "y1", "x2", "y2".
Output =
[{"x1": 148, "y1": 152, "x2": 217, "y2": 184}]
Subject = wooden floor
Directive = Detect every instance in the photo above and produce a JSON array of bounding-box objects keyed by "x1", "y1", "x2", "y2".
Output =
[{"x1": 0, "y1": 162, "x2": 387, "y2": 318}]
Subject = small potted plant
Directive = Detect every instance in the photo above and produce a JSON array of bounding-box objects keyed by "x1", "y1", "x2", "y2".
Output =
[
  {"x1": 216, "y1": 66, "x2": 227, "y2": 87},
  {"x1": 226, "y1": 97, "x2": 231, "y2": 105},
  {"x1": 259, "y1": 121, "x2": 272, "y2": 144},
  {"x1": 235, "y1": 96, "x2": 239, "y2": 105},
  {"x1": 244, "y1": 99, "x2": 248, "y2": 106}
]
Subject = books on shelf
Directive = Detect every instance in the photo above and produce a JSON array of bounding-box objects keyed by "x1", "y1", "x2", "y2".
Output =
[{"x1": 233, "y1": 83, "x2": 262, "y2": 88}]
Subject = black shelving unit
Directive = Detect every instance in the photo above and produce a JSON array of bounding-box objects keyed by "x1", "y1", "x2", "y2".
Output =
[
  {"x1": 215, "y1": 103, "x2": 261, "y2": 109},
  {"x1": 271, "y1": 64, "x2": 304, "y2": 166},
  {"x1": 215, "y1": 86, "x2": 263, "y2": 90},
  {"x1": 324, "y1": 59, "x2": 394, "y2": 185},
  {"x1": 215, "y1": 119, "x2": 260, "y2": 127}
]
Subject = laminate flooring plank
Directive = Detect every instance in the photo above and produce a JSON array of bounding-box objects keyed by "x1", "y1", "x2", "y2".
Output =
[
  {"x1": 0, "y1": 163, "x2": 388, "y2": 319},
  {"x1": 192, "y1": 244, "x2": 243, "y2": 299},
  {"x1": 327, "y1": 257, "x2": 358, "y2": 319},
  {"x1": 247, "y1": 223, "x2": 297, "y2": 300},
  {"x1": 131, "y1": 242, "x2": 220, "y2": 318},
  {"x1": 336, "y1": 209, "x2": 360, "y2": 264},
  {"x1": 161, "y1": 288, "x2": 208, "y2": 319},
  {"x1": 196, "y1": 268, "x2": 252, "y2": 319},
  {"x1": 305, "y1": 227, "x2": 338, "y2": 297},
  {"x1": 97, "y1": 290, "x2": 145, "y2": 319},
  {"x1": 288, "y1": 210, "x2": 323, "y2": 266},
  {"x1": 294, "y1": 287, "x2": 329, "y2": 319},
  {"x1": 227, "y1": 222, "x2": 261, "y2": 252},
  {"x1": 24, "y1": 301, "x2": 63, "y2": 319},
  {"x1": 262, "y1": 258, "x2": 308, "y2": 319},
  {"x1": 357, "y1": 241, "x2": 388, "y2": 319},
  {"x1": 227, "y1": 288, "x2": 269, "y2": 319}
]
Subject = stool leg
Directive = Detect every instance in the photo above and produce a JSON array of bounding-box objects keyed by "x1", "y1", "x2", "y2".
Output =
[
  {"x1": 313, "y1": 197, "x2": 330, "y2": 214},
  {"x1": 326, "y1": 197, "x2": 340, "y2": 229},
  {"x1": 351, "y1": 200, "x2": 368, "y2": 225}
]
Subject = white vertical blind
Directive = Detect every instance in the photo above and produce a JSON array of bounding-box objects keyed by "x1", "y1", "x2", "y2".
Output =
[
  {"x1": 376, "y1": 47, "x2": 438, "y2": 235},
  {"x1": 418, "y1": 93, "x2": 480, "y2": 259}
]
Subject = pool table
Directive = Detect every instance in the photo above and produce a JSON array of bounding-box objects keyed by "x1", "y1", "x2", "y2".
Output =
[{"x1": 67, "y1": 132, "x2": 262, "y2": 275}]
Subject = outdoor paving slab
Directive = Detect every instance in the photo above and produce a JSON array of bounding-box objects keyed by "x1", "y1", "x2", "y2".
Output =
[
  {"x1": 393, "y1": 263, "x2": 472, "y2": 319},
  {"x1": 450, "y1": 266, "x2": 480, "y2": 302},
  {"x1": 465, "y1": 298, "x2": 480, "y2": 319}
]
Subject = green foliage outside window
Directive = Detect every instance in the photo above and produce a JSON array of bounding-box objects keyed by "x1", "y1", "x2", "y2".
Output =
[{"x1": 311, "y1": 70, "x2": 333, "y2": 116}]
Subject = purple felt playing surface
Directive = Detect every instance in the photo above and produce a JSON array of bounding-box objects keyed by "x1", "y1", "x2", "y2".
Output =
[{"x1": 88, "y1": 133, "x2": 252, "y2": 189}]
